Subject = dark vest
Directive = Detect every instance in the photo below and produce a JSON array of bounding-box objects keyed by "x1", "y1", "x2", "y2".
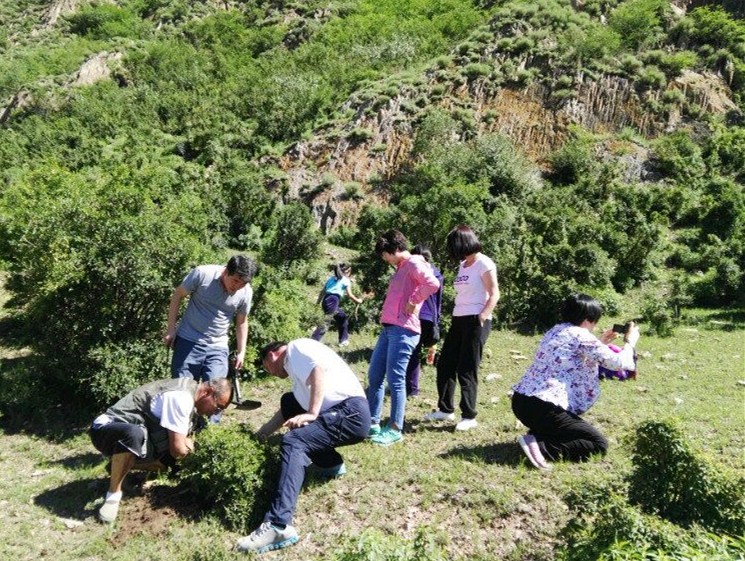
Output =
[{"x1": 106, "y1": 378, "x2": 199, "y2": 459}]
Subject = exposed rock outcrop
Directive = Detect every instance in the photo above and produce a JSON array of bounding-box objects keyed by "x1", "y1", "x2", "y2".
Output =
[{"x1": 72, "y1": 52, "x2": 123, "y2": 87}]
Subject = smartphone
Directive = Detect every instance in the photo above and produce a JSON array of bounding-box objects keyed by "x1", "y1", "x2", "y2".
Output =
[{"x1": 613, "y1": 323, "x2": 628, "y2": 334}]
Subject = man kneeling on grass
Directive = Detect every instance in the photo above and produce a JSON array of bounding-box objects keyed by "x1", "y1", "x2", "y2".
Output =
[
  {"x1": 89, "y1": 377, "x2": 232, "y2": 523},
  {"x1": 236, "y1": 338, "x2": 371, "y2": 554}
]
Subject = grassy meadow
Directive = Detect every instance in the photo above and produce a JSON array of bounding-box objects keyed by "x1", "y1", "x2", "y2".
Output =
[{"x1": 1, "y1": 268, "x2": 743, "y2": 560}]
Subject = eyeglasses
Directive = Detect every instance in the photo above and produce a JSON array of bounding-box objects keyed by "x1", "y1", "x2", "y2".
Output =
[{"x1": 211, "y1": 393, "x2": 227, "y2": 415}]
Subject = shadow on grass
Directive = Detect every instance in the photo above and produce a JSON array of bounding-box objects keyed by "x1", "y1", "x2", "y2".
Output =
[
  {"x1": 337, "y1": 348, "x2": 372, "y2": 364},
  {"x1": 438, "y1": 441, "x2": 523, "y2": 467},
  {"x1": 690, "y1": 308, "x2": 745, "y2": 330},
  {"x1": 34, "y1": 477, "x2": 102, "y2": 520},
  {"x1": 50, "y1": 451, "x2": 104, "y2": 471},
  {"x1": 0, "y1": 313, "x2": 32, "y2": 350}
]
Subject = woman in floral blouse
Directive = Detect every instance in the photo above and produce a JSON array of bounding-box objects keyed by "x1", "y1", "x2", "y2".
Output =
[{"x1": 511, "y1": 293, "x2": 640, "y2": 470}]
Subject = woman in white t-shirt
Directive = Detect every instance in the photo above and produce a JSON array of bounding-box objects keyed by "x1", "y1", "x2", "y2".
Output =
[
  {"x1": 423, "y1": 225, "x2": 500, "y2": 431},
  {"x1": 311, "y1": 263, "x2": 363, "y2": 346}
]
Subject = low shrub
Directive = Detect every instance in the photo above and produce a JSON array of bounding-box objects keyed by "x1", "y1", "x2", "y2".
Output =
[
  {"x1": 180, "y1": 424, "x2": 279, "y2": 532},
  {"x1": 333, "y1": 527, "x2": 448, "y2": 561},
  {"x1": 628, "y1": 420, "x2": 745, "y2": 535}
]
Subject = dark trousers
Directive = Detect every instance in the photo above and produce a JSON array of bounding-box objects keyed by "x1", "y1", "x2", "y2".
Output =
[
  {"x1": 311, "y1": 294, "x2": 349, "y2": 344},
  {"x1": 405, "y1": 319, "x2": 435, "y2": 396},
  {"x1": 266, "y1": 394, "x2": 370, "y2": 526},
  {"x1": 511, "y1": 392, "x2": 608, "y2": 462},
  {"x1": 436, "y1": 315, "x2": 491, "y2": 419}
]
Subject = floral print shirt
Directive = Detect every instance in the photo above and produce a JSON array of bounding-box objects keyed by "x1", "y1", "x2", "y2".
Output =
[{"x1": 512, "y1": 323, "x2": 636, "y2": 414}]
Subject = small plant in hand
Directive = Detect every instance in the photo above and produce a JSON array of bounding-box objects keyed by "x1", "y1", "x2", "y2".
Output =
[{"x1": 179, "y1": 424, "x2": 279, "y2": 532}]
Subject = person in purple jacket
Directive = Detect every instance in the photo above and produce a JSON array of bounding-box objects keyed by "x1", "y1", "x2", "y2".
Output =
[
  {"x1": 405, "y1": 245, "x2": 444, "y2": 398},
  {"x1": 366, "y1": 230, "x2": 440, "y2": 446}
]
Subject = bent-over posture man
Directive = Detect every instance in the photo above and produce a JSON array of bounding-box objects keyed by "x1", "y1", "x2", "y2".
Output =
[
  {"x1": 236, "y1": 338, "x2": 371, "y2": 554},
  {"x1": 89, "y1": 377, "x2": 232, "y2": 523},
  {"x1": 163, "y1": 255, "x2": 256, "y2": 399}
]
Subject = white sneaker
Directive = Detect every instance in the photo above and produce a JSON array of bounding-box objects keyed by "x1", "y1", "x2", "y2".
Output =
[
  {"x1": 455, "y1": 418, "x2": 478, "y2": 431},
  {"x1": 423, "y1": 410, "x2": 455, "y2": 422},
  {"x1": 98, "y1": 498, "x2": 121, "y2": 523},
  {"x1": 236, "y1": 521, "x2": 299, "y2": 554},
  {"x1": 339, "y1": 340, "x2": 350, "y2": 347}
]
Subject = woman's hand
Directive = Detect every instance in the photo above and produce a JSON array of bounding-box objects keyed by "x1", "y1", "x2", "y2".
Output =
[{"x1": 599, "y1": 327, "x2": 616, "y2": 345}]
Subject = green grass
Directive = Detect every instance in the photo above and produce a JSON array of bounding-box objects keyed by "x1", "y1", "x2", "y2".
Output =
[{"x1": 1, "y1": 303, "x2": 743, "y2": 560}]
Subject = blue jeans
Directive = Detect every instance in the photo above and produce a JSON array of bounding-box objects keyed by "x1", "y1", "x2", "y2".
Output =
[
  {"x1": 267, "y1": 395, "x2": 370, "y2": 526},
  {"x1": 171, "y1": 336, "x2": 228, "y2": 422},
  {"x1": 366, "y1": 325, "x2": 420, "y2": 429},
  {"x1": 171, "y1": 336, "x2": 228, "y2": 381}
]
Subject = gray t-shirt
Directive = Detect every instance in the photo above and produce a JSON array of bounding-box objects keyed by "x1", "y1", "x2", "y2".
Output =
[{"x1": 176, "y1": 265, "x2": 253, "y2": 348}]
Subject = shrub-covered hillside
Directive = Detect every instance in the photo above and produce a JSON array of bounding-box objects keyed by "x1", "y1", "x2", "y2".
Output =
[{"x1": 0, "y1": 0, "x2": 743, "y2": 411}]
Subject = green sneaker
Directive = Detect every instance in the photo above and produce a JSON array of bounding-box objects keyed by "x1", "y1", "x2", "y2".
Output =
[
  {"x1": 370, "y1": 427, "x2": 403, "y2": 446},
  {"x1": 367, "y1": 424, "x2": 381, "y2": 438}
]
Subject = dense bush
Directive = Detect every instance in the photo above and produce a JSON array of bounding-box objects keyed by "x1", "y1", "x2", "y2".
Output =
[
  {"x1": 0, "y1": 165, "x2": 213, "y2": 409},
  {"x1": 559, "y1": 420, "x2": 745, "y2": 561},
  {"x1": 180, "y1": 424, "x2": 278, "y2": 531},
  {"x1": 628, "y1": 420, "x2": 745, "y2": 535},
  {"x1": 260, "y1": 202, "x2": 323, "y2": 268}
]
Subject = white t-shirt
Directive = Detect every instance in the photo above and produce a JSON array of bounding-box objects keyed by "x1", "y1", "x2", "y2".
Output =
[
  {"x1": 453, "y1": 253, "x2": 497, "y2": 318},
  {"x1": 283, "y1": 338, "x2": 365, "y2": 412},
  {"x1": 150, "y1": 391, "x2": 194, "y2": 435}
]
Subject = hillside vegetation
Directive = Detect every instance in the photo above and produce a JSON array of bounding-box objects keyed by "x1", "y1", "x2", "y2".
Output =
[{"x1": 0, "y1": 2, "x2": 743, "y2": 559}]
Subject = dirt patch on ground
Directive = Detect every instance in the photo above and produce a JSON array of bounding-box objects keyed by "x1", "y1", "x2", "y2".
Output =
[{"x1": 108, "y1": 482, "x2": 201, "y2": 547}]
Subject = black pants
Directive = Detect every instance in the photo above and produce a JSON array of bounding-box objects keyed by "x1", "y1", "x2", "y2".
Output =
[
  {"x1": 511, "y1": 392, "x2": 608, "y2": 462},
  {"x1": 436, "y1": 315, "x2": 491, "y2": 419}
]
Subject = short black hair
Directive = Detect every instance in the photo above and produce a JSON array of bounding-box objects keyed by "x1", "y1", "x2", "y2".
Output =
[
  {"x1": 374, "y1": 230, "x2": 408, "y2": 256},
  {"x1": 560, "y1": 293, "x2": 603, "y2": 325},
  {"x1": 333, "y1": 262, "x2": 352, "y2": 279},
  {"x1": 227, "y1": 254, "x2": 257, "y2": 282},
  {"x1": 446, "y1": 225, "x2": 482, "y2": 261},
  {"x1": 259, "y1": 341, "x2": 286, "y2": 361},
  {"x1": 411, "y1": 244, "x2": 432, "y2": 263}
]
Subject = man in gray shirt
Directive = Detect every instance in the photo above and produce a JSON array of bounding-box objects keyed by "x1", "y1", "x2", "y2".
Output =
[{"x1": 163, "y1": 255, "x2": 256, "y2": 394}]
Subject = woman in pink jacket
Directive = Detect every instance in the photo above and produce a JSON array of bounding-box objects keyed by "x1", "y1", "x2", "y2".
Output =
[{"x1": 367, "y1": 230, "x2": 440, "y2": 446}]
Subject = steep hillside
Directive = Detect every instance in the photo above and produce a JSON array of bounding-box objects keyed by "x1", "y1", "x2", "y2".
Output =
[{"x1": 273, "y1": 0, "x2": 742, "y2": 229}]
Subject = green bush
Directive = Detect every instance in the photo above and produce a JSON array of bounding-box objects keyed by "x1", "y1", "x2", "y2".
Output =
[
  {"x1": 628, "y1": 420, "x2": 745, "y2": 535},
  {"x1": 248, "y1": 270, "x2": 323, "y2": 363},
  {"x1": 640, "y1": 293, "x2": 676, "y2": 336},
  {"x1": 560, "y1": 421, "x2": 745, "y2": 561},
  {"x1": 0, "y1": 165, "x2": 213, "y2": 410},
  {"x1": 67, "y1": 4, "x2": 149, "y2": 40},
  {"x1": 608, "y1": 0, "x2": 668, "y2": 51},
  {"x1": 180, "y1": 424, "x2": 278, "y2": 532},
  {"x1": 260, "y1": 202, "x2": 322, "y2": 268}
]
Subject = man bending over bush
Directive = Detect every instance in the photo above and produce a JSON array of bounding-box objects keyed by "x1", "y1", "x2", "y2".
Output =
[
  {"x1": 236, "y1": 339, "x2": 371, "y2": 554},
  {"x1": 89, "y1": 377, "x2": 233, "y2": 523}
]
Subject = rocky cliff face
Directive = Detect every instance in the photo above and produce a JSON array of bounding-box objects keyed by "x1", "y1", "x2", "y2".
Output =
[{"x1": 279, "y1": 62, "x2": 739, "y2": 230}]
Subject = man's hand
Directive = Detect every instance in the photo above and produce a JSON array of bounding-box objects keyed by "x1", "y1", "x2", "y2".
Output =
[
  {"x1": 162, "y1": 329, "x2": 176, "y2": 347},
  {"x1": 283, "y1": 413, "x2": 317, "y2": 430},
  {"x1": 234, "y1": 350, "x2": 245, "y2": 371}
]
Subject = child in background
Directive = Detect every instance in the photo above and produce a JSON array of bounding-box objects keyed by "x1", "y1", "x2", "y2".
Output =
[{"x1": 311, "y1": 263, "x2": 363, "y2": 347}]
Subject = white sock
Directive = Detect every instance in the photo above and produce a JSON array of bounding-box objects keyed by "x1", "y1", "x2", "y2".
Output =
[{"x1": 105, "y1": 491, "x2": 122, "y2": 502}]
